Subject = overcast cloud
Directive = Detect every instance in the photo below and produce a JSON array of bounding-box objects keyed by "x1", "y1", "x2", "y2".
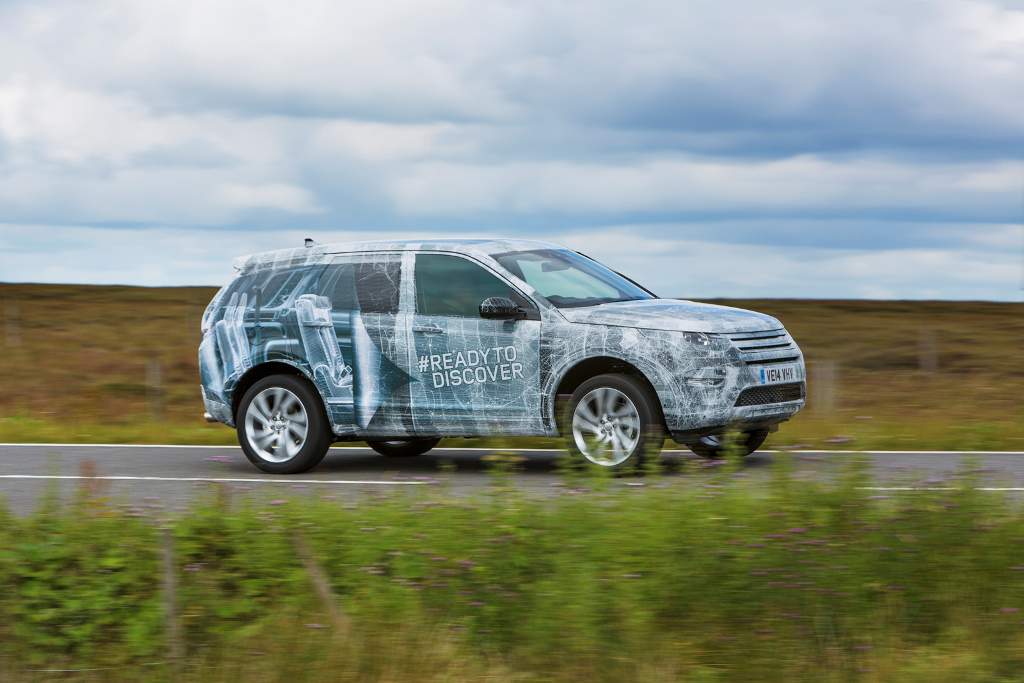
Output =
[{"x1": 0, "y1": 0, "x2": 1021, "y2": 299}]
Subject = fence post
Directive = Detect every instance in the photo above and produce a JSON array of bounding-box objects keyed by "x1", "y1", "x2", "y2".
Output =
[
  {"x1": 4, "y1": 301, "x2": 20, "y2": 347},
  {"x1": 161, "y1": 527, "x2": 184, "y2": 680},
  {"x1": 810, "y1": 360, "x2": 838, "y2": 416},
  {"x1": 294, "y1": 531, "x2": 350, "y2": 632},
  {"x1": 146, "y1": 359, "x2": 164, "y2": 422},
  {"x1": 918, "y1": 329, "x2": 939, "y2": 373}
]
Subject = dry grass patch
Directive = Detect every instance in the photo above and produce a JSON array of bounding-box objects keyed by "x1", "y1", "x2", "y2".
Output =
[{"x1": 1, "y1": 284, "x2": 1020, "y2": 449}]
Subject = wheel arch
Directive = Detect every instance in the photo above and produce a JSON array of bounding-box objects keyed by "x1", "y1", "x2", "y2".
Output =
[
  {"x1": 547, "y1": 354, "x2": 667, "y2": 433},
  {"x1": 228, "y1": 361, "x2": 327, "y2": 425}
]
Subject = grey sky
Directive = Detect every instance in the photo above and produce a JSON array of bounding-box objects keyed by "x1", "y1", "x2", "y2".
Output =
[{"x1": 0, "y1": 0, "x2": 1022, "y2": 299}]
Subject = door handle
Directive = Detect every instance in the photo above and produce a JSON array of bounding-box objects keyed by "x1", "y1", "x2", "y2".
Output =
[{"x1": 413, "y1": 324, "x2": 445, "y2": 335}]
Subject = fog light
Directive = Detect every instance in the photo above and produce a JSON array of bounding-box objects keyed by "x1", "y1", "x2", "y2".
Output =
[
  {"x1": 684, "y1": 367, "x2": 726, "y2": 387},
  {"x1": 685, "y1": 377, "x2": 721, "y2": 387}
]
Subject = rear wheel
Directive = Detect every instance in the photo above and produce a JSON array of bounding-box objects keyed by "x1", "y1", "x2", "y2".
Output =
[
  {"x1": 236, "y1": 375, "x2": 332, "y2": 474},
  {"x1": 687, "y1": 429, "x2": 769, "y2": 459},
  {"x1": 564, "y1": 373, "x2": 665, "y2": 469},
  {"x1": 367, "y1": 438, "x2": 441, "y2": 457}
]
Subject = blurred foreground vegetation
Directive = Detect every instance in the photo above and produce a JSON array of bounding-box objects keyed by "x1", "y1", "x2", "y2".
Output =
[
  {"x1": 1, "y1": 457, "x2": 1024, "y2": 681},
  {"x1": 0, "y1": 283, "x2": 1021, "y2": 450}
]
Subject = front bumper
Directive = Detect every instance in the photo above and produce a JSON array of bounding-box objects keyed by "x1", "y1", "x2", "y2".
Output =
[
  {"x1": 661, "y1": 326, "x2": 807, "y2": 437},
  {"x1": 670, "y1": 384, "x2": 805, "y2": 444},
  {"x1": 729, "y1": 389, "x2": 805, "y2": 425}
]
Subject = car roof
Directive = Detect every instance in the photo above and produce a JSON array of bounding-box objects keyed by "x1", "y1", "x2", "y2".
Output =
[
  {"x1": 233, "y1": 237, "x2": 565, "y2": 272},
  {"x1": 325, "y1": 237, "x2": 559, "y2": 254}
]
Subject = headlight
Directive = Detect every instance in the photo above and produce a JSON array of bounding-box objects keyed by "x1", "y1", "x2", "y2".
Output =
[{"x1": 682, "y1": 332, "x2": 711, "y2": 346}]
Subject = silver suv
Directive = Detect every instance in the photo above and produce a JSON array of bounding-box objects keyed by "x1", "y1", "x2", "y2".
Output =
[{"x1": 199, "y1": 239, "x2": 806, "y2": 473}]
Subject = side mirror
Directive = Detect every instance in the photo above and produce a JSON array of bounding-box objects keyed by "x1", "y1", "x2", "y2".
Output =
[{"x1": 479, "y1": 296, "x2": 523, "y2": 320}]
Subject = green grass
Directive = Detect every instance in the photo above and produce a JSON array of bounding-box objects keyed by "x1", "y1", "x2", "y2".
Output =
[
  {"x1": 0, "y1": 283, "x2": 1021, "y2": 450},
  {"x1": 2, "y1": 458, "x2": 1024, "y2": 681}
]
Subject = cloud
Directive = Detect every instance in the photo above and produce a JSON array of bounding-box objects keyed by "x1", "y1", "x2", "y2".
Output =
[
  {"x1": 385, "y1": 156, "x2": 1023, "y2": 220},
  {"x1": 3, "y1": 1, "x2": 1023, "y2": 147},
  {"x1": 218, "y1": 183, "x2": 323, "y2": 214},
  {"x1": 960, "y1": 225, "x2": 1024, "y2": 250},
  {"x1": 553, "y1": 227, "x2": 1022, "y2": 300},
  {"x1": 0, "y1": 0, "x2": 1021, "y2": 299},
  {"x1": 2, "y1": 224, "x2": 1018, "y2": 302}
]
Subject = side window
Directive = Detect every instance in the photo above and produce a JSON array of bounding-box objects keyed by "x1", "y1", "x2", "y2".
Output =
[
  {"x1": 354, "y1": 255, "x2": 402, "y2": 314},
  {"x1": 317, "y1": 261, "x2": 358, "y2": 311},
  {"x1": 315, "y1": 254, "x2": 401, "y2": 313},
  {"x1": 209, "y1": 273, "x2": 255, "y2": 323},
  {"x1": 259, "y1": 271, "x2": 300, "y2": 307},
  {"x1": 415, "y1": 254, "x2": 527, "y2": 317},
  {"x1": 212, "y1": 266, "x2": 324, "y2": 323}
]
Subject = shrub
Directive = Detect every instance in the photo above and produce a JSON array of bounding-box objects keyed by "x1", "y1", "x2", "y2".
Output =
[{"x1": 0, "y1": 459, "x2": 1022, "y2": 681}]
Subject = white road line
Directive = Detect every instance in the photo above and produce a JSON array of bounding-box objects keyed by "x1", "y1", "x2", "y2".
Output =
[
  {"x1": 0, "y1": 443, "x2": 241, "y2": 449},
  {"x1": 0, "y1": 477, "x2": 1019, "y2": 491},
  {"x1": 0, "y1": 443, "x2": 1022, "y2": 455},
  {"x1": 0, "y1": 443, "x2": 240, "y2": 449},
  {"x1": 0, "y1": 443, "x2": 579, "y2": 451},
  {"x1": 0, "y1": 474, "x2": 428, "y2": 486},
  {"x1": 826, "y1": 451, "x2": 1024, "y2": 456},
  {"x1": 860, "y1": 486, "x2": 1024, "y2": 492}
]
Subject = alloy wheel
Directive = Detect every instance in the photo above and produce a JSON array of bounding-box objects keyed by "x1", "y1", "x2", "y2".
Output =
[
  {"x1": 244, "y1": 387, "x2": 309, "y2": 463},
  {"x1": 571, "y1": 387, "x2": 641, "y2": 466}
]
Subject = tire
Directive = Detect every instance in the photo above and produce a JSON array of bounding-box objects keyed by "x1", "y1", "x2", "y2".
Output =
[
  {"x1": 687, "y1": 429, "x2": 769, "y2": 459},
  {"x1": 563, "y1": 373, "x2": 665, "y2": 469},
  {"x1": 236, "y1": 374, "x2": 332, "y2": 474},
  {"x1": 367, "y1": 438, "x2": 441, "y2": 457}
]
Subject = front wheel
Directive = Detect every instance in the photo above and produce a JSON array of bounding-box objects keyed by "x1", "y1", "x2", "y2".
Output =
[
  {"x1": 564, "y1": 373, "x2": 665, "y2": 469},
  {"x1": 687, "y1": 429, "x2": 769, "y2": 459},
  {"x1": 236, "y1": 375, "x2": 332, "y2": 474},
  {"x1": 367, "y1": 438, "x2": 441, "y2": 457}
]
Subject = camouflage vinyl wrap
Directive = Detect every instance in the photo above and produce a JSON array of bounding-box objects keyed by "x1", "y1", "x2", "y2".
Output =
[{"x1": 199, "y1": 239, "x2": 806, "y2": 440}]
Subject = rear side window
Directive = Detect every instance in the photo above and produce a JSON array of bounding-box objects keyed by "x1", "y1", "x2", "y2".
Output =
[
  {"x1": 317, "y1": 261, "x2": 358, "y2": 311},
  {"x1": 354, "y1": 255, "x2": 402, "y2": 314},
  {"x1": 208, "y1": 267, "x2": 315, "y2": 323},
  {"x1": 415, "y1": 254, "x2": 526, "y2": 317},
  {"x1": 217, "y1": 273, "x2": 256, "y2": 308},
  {"x1": 204, "y1": 273, "x2": 255, "y2": 326},
  {"x1": 260, "y1": 271, "x2": 304, "y2": 307},
  {"x1": 291, "y1": 254, "x2": 402, "y2": 314}
]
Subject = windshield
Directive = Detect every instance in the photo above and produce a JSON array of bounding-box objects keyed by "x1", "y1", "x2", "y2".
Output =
[{"x1": 492, "y1": 249, "x2": 655, "y2": 309}]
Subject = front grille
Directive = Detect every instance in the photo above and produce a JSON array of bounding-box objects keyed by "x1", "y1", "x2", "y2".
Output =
[
  {"x1": 727, "y1": 328, "x2": 799, "y2": 366},
  {"x1": 735, "y1": 382, "x2": 805, "y2": 407},
  {"x1": 750, "y1": 355, "x2": 801, "y2": 365}
]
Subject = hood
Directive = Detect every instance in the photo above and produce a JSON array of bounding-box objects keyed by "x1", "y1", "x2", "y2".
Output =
[{"x1": 557, "y1": 299, "x2": 782, "y2": 334}]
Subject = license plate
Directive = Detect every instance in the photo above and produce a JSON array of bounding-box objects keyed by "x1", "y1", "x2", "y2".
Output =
[{"x1": 758, "y1": 365, "x2": 799, "y2": 385}]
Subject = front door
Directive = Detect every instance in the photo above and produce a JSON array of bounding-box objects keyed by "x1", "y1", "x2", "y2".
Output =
[{"x1": 407, "y1": 253, "x2": 542, "y2": 436}]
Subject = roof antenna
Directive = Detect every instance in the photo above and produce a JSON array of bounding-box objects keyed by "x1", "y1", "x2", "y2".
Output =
[{"x1": 304, "y1": 237, "x2": 316, "y2": 248}]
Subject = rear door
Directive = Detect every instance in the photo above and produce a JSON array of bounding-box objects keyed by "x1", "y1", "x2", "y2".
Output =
[
  {"x1": 407, "y1": 253, "x2": 542, "y2": 435},
  {"x1": 308, "y1": 252, "x2": 416, "y2": 436}
]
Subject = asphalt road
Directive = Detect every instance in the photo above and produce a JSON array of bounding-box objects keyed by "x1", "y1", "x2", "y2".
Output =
[{"x1": 0, "y1": 443, "x2": 1022, "y2": 513}]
